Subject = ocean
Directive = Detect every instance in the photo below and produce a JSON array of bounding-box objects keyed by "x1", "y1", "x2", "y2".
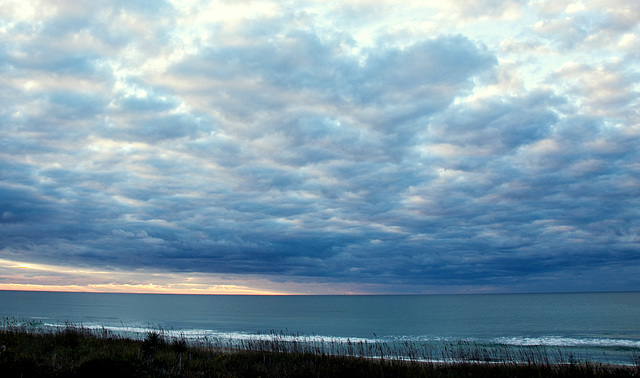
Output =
[{"x1": 1, "y1": 291, "x2": 639, "y2": 365}]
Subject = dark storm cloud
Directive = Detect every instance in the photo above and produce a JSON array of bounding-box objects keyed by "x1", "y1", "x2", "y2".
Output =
[{"x1": 1, "y1": 0, "x2": 639, "y2": 293}]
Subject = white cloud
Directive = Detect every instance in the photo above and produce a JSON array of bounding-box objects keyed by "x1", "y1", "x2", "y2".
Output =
[{"x1": 551, "y1": 61, "x2": 639, "y2": 118}]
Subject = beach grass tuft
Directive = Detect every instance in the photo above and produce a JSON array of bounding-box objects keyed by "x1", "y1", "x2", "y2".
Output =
[{"x1": 1, "y1": 320, "x2": 638, "y2": 377}]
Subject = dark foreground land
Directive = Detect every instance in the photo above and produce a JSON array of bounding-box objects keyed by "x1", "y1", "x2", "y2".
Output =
[{"x1": 1, "y1": 325, "x2": 638, "y2": 378}]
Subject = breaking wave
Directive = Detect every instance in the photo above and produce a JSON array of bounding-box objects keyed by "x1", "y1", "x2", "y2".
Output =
[{"x1": 494, "y1": 336, "x2": 640, "y2": 348}]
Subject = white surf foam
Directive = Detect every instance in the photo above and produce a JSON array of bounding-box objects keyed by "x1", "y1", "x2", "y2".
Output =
[{"x1": 494, "y1": 336, "x2": 640, "y2": 348}]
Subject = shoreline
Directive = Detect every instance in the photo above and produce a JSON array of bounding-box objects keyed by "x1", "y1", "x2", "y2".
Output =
[
  {"x1": 1, "y1": 323, "x2": 638, "y2": 377},
  {"x1": 6, "y1": 318, "x2": 640, "y2": 361}
]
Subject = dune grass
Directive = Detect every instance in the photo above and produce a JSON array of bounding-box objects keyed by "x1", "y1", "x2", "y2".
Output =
[{"x1": 1, "y1": 320, "x2": 638, "y2": 377}]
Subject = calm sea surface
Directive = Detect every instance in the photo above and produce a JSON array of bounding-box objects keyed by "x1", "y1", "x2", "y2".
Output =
[{"x1": 1, "y1": 291, "x2": 639, "y2": 364}]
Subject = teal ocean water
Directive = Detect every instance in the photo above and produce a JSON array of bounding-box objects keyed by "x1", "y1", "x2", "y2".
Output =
[{"x1": 1, "y1": 291, "x2": 639, "y2": 365}]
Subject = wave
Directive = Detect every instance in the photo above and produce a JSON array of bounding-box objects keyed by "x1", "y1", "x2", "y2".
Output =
[
  {"x1": 41, "y1": 322, "x2": 379, "y2": 345},
  {"x1": 367, "y1": 334, "x2": 640, "y2": 349},
  {"x1": 39, "y1": 322, "x2": 640, "y2": 351},
  {"x1": 494, "y1": 336, "x2": 640, "y2": 349}
]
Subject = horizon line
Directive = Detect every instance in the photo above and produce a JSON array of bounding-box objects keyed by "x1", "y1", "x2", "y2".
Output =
[{"x1": 1, "y1": 287, "x2": 638, "y2": 296}]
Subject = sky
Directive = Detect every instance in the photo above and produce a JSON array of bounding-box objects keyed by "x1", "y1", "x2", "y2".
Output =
[{"x1": 1, "y1": 0, "x2": 639, "y2": 295}]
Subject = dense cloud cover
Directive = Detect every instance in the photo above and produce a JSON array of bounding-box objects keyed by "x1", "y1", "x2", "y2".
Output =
[{"x1": 1, "y1": 0, "x2": 639, "y2": 294}]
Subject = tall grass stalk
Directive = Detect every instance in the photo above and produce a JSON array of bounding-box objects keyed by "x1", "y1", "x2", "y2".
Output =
[{"x1": 1, "y1": 319, "x2": 638, "y2": 377}]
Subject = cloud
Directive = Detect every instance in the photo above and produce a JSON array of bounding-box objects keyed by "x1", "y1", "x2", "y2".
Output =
[
  {"x1": 0, "y1": 0, "x2": 638, "y2": 294},
  {"x1": 551, "y1": 61, "x2": 639, "y2": 118},
  {"x1": 445, "y1": 0, "x2": 526, "y2": 22},
  {"x1": 428, "y1": 89, "x2": 560, "y2": 154},
  {"x1": 531, "y1": 0, "x2": 640, "y2": 50}
]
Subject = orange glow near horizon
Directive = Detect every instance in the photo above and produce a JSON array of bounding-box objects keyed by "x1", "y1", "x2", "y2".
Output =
[
  {"x1": 0, "y1": 258, "x2": 290, "y2": 295},
  {"x1": 0, "y1": 283, "x2": 287, "y2": 295}
]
